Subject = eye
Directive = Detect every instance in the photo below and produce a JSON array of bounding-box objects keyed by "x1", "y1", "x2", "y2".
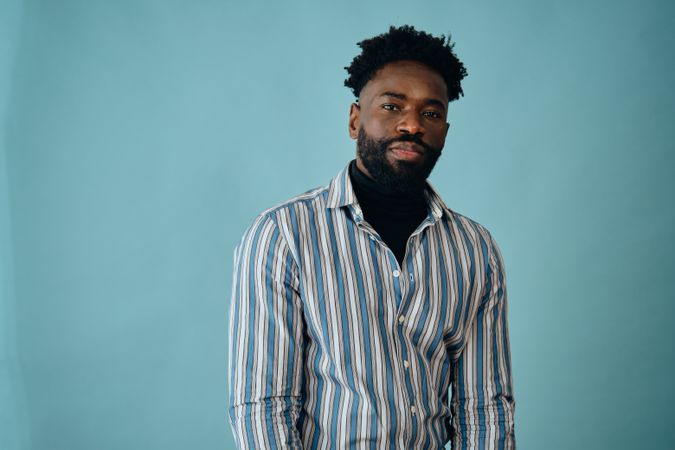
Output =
[
  {"x1": 423, "y1": 110, "x2": 442, "y2": 119},
  {"x1": 382, "y1": 103, "x2": 400, "y2": 111}
]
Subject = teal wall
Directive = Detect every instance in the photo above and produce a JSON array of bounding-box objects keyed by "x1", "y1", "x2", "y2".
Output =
[
  {"x1": 1, "y1": 0, "x2": 674, "y2": 449},
  {"x1": 1, "y1": 0, "x2": 29, "y2": 448}
]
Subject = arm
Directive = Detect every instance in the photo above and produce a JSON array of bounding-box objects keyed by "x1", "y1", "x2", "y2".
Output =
[
  {"x1": 228, "y1": 214, "x2": 305, "y2": 449},
  {"x1": 450, "y1": 235, "x2": 515, "y2": 449}
]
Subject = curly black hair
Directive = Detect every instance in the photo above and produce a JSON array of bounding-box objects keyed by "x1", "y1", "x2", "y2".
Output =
[{"x1": 344, "y1": 25, "x2": 467, "y2": 102}]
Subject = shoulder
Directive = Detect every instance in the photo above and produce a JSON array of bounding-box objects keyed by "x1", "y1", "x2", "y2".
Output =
[
  {"x1": 251, "y1": 184, "x2": 329, "y2": 229},
  {"x1": 442, "y1": 208, "x2": 497, "y2": 245},
  {"x1": 424, "y1": 182, "x2": 500, "y2": 254},
  {"x1": 236, "y1": 184, "x2": 330, "y2": 249},
  {"x1": 261, "y1": 184, "x2": 330, "y2": 222},
  {"x1": 441, "y1": 208, "x2": 505, "y2": 268}
]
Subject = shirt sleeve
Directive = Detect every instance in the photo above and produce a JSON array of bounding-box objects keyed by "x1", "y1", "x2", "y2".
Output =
[
  {"x1": 450, "y1": 233, "x2": 516, "y2": 449},
  {"x1": 228, "y1": 214, "x2": 305, "y2": 449}
]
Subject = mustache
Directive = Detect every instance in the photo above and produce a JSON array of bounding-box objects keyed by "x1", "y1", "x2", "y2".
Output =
[{"x1": 382, "y1": 134, "x2": 440, "y2": 154}]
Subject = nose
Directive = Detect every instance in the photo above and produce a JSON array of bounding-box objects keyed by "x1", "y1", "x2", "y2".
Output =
[{"x1": 396, "y1": 111, "x2": 424, "y2": 136}]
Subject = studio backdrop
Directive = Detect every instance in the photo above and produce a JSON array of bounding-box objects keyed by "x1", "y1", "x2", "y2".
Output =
[{"x1": 1, "y1": 0, "x2": 674, "y2": 449}]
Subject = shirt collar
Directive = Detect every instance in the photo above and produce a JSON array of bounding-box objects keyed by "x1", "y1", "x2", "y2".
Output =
[
  {"x1": 423, "y1": 181, "x2": 448, "y2": 222},
  {"x1": 326, "y1": 163, "x2": 357, "y2": 209},
  {"x1": 326, "y1": 162, "x2": 450, "y2": 222}
]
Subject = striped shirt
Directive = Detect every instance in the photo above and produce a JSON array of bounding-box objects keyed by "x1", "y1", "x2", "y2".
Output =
[{"x1": 228, "y1": 164, "x2": 515, "y2": 449}]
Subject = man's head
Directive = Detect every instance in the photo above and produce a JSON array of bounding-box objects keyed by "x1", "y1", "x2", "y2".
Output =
[{"x1": 344, "y1": 25, "x2": 467, "y2": 194}]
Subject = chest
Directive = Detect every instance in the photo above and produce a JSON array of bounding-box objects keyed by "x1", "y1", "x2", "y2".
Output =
[{"x1": 287, "y1": 209, "x2": 488, "y2": 355}]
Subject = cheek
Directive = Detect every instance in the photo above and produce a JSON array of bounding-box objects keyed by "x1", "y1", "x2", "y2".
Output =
[
  {"x1": 361, "y1": 111, "x2": 396, "y2": 134},
  {"x1": 427, "y1": 128, "x2": 447, "y2": 147},
  {"x1": 369, "y1": 125, "x2": 399, "y2": 144}
]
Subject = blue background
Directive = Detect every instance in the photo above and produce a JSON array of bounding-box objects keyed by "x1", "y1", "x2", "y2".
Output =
[{"x1": 1, "y1": 0, "x2": 674, "y2": 449}]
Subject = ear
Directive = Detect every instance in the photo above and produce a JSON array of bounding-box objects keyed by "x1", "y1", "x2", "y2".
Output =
[{"x1": 348, "y1": 102, "x2": 361, "y2": 139}]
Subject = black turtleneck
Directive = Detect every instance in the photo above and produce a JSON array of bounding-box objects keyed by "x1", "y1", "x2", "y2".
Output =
[{"x1": 348, "y1": 160, "x2": 428, "y2": 266}]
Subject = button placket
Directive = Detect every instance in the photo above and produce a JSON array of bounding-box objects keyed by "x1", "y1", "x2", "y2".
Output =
[{"x1": 396, "y1": 315, "x2": 419, "y2": 448}]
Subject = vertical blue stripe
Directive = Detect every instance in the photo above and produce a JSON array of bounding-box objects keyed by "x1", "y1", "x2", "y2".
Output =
[
  {"x1": 442, "y1": 220, "x2": 465, "y2": 352},
  {"x1": 228, "y1": 246, "x2": 241, "y2": 418},
  {"x1": 243, "y1": 219, "x2": 265, "y2": 447},
  {"x1": 410, "y1": 234, "x2": 432, "y2": 448},
  {"x1": 476, "y1": 302, "x2": 486, "y2": 450},
  {"x1": 345, "y1": 217, "x2": 380, "y2": 448},
  {"x1": 455, "y1": 219, "x2": 477, "y2": 330},
  {"x1": 282, "y1": 250, "x2": 300, "y2": 437},
  {"x1": 476, "y1": 235, "x2": 492, "y2": 450},
  {"x1": 288, "y1": 205, "x2": 324, "y2": 446},
  {"x1": 263, "y1": 226, "x2": 281, "y2": 448},
  {"x1": 457, "y1": 355, "x2": 468, "y2": 450},
  {"x1": 492, "y1": 297, "x2": 506, "y2": 450},
  {"x1": 367, "y1": 238, "x2": 399, "y2": 450},
  {"x1": 491, "y1": 241, "x2": 508, "y2": 449},
  {"x1": 305, "y1": 204, "x2": 336, "y2": 449}
]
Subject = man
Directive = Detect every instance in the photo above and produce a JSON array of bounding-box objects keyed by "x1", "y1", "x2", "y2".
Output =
[{"x1": 229, "y1": 25, "x2": 515, "y2": 449}]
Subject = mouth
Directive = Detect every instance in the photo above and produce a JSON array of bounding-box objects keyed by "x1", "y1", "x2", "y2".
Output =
[{"x1": 389, "y1": 142, "x2": 425, "y2": 161}]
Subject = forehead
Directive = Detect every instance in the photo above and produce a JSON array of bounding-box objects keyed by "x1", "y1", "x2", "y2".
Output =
[{"x1": 360, "y1": 60, "x2": 448, "y2": 103}]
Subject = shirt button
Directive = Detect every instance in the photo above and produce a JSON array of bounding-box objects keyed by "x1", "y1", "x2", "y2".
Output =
[
  {"x1": 403, "y1": 360, "x2": 410, "y2": 369},
  {"x1": 398, "y1": 315, "x2": 405, "y2": 324},
  {"x1": 410, "y1": 405, "x2": 417, "y2": 415},
  {"x1": 393, "y1": 270, "x2": 400, "y2": 277},
  {"x1": 409, "y1": 274, "x2": 414, "y2": 282}
]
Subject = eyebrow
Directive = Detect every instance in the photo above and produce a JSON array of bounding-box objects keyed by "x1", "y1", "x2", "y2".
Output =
[{"x1": 380, "y1": 91, "x2": 447, "y2": 111}]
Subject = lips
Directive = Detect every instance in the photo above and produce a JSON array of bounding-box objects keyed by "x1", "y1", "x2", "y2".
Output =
[
  {"x1": 388, "y1": 142, "x2": 426, "y2": 162},
  {"x1": 389, "y1": 142, "x2": 424, "y2": 154}
]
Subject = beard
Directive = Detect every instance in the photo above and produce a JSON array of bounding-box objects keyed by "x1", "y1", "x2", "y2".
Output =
[{"x1": 356, "y1": 127, "x2": 442, "y2": 195}]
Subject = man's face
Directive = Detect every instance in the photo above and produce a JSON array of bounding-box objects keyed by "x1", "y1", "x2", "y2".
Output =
[{"x1": 349, "y1": 60, "x2": 450, "y2": 194}]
